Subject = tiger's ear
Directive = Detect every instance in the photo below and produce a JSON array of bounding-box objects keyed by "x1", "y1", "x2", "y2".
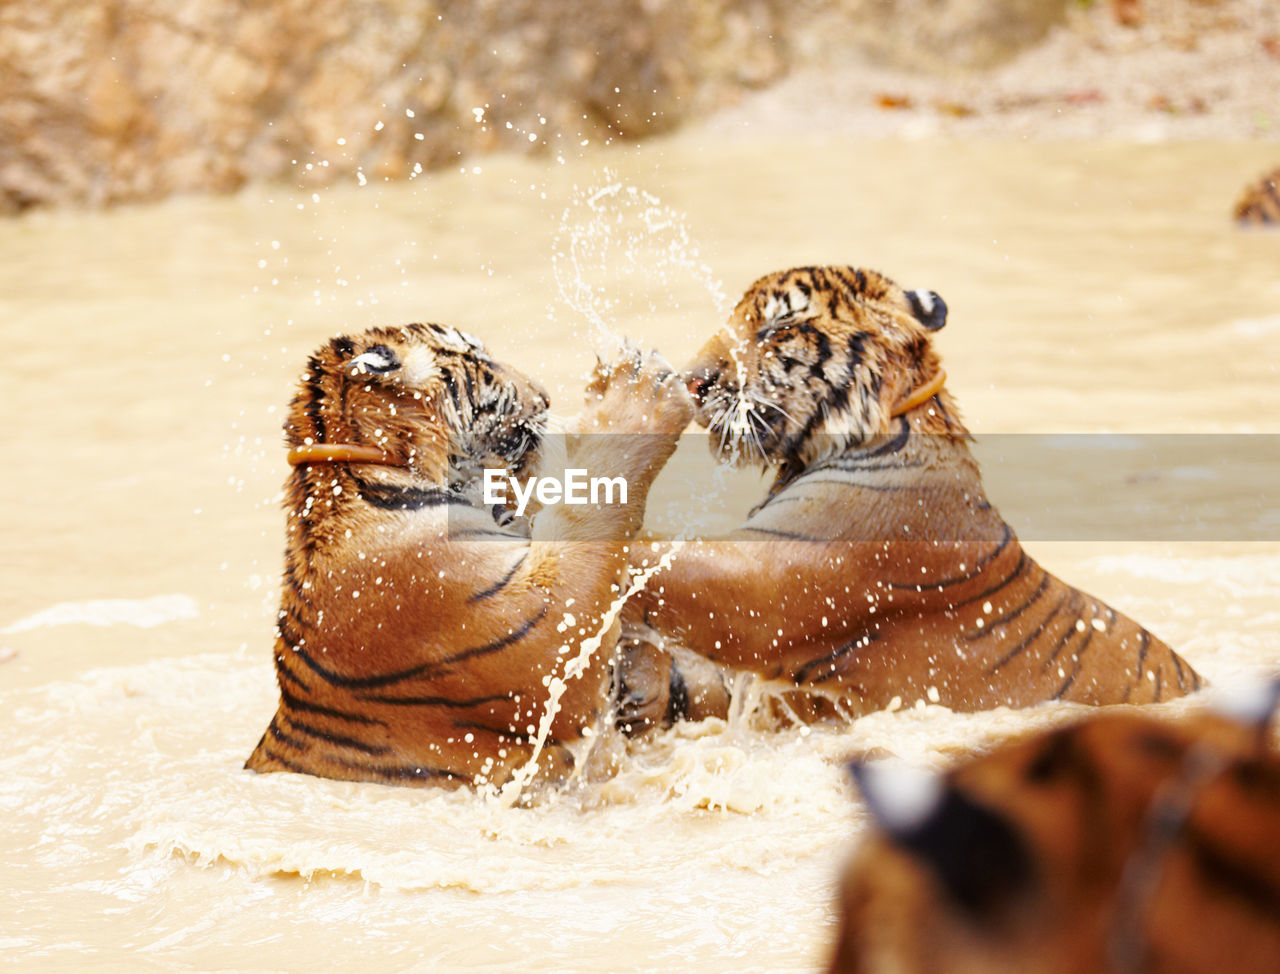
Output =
[
  {"x1": 905, "y1": 289, "x2": 948, "y2": 331},
  {"x1": 851, "y1": 761, "x2": 1033, "y2": 918}
]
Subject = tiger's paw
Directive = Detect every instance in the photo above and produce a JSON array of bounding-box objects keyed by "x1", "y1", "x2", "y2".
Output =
[
  {"x1": 613, "y1": 632, "x2": 731, "y2": 736},
  {"x1": 580, "y1": 345, "x2": 694, "y2": 438},
  {"x1": 613, "y1": 636, "x2": 675, "y2": 735}
]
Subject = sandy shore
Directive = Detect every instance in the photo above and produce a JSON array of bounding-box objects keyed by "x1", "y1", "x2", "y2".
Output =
[{"x1": 703, "y1": 0, "x2": 1280, "y2": 142}]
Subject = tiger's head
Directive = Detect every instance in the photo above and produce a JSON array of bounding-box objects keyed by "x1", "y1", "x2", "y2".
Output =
[
  {"x1": 286, "y1": 322, "x2": 549, "y2": 492},
  {"x1": 684, "y1": 266, "x2": 955, "y2": 473}
]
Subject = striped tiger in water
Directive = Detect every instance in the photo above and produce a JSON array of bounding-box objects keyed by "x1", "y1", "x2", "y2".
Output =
[
  {"x1": 831, "y1": 685, "x2": 1280, "y2": 973},
  {"x1": 624, "y1": 266, "x2": 1200, "y2": 723},
  {"x1": 245, "y1": 323, "x2": 692, "y2": 789},
  {"x1": 1234, "y1": 167, "x2": 1280, "y2": 225}
]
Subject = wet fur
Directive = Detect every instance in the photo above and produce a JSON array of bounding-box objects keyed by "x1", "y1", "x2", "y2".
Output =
[
  {"x1": 629, "y1": 266, "x2": 1200, "y2": 716},
  {"x1": 246, "y1": 323, "x2": 692, "y2": 788}
]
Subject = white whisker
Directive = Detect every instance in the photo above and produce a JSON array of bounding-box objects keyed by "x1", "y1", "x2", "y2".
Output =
[
  {"x1": 750, "y1": 394, "x2": 795, "y2": 423},
  {"x1": 540, "y1": 412, "x2": 569, "y2": 435}
]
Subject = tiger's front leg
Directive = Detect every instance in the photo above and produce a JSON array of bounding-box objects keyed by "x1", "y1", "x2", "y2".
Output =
[{"x1": 399, "y1": 351, "x2": 698, "y2": 788}]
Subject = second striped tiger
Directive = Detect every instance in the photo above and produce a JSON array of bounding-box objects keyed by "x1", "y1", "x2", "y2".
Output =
[{"x1": 625, "y1": 266, "x2": 1200, "y2": 720}]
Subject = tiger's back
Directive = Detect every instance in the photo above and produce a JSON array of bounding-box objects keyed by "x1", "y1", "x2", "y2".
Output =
[{"x1": 734, "y1": 423, "x2": 1199, "y2": 712}]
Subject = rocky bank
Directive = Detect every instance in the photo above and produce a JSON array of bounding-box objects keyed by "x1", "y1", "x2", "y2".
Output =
[{"x1": 0, "y1": 0, "x2": 1274, "y2": 213}]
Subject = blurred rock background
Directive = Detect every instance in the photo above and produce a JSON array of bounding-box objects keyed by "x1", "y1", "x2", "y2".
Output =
[{"x1": 1, "y1": 0, "x2": 1275, "y2": 212}]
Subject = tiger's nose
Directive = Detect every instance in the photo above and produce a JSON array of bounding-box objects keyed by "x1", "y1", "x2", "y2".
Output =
[
  {"x1": 532, "y1": 380, "x2": 551, "y2": 410},
  {"x1": 684, "y1": 367, "x2": 718, "y2": 402}
]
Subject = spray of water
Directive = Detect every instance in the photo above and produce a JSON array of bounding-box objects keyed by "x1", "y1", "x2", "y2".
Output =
[
  {"x1": 551, "y1": 171, "x2": 762, "y2": 469},
  {"x1": 551, "y1": 171, "x2": 730, "y2": 357},
  {"x1": 492, "y1": 174, "x2": 753, "y2": 804},
  {"x1": 550, "y1": 170, "x2": 759, "y2": 475},
  {"x1": 496, "y1": 541, "x2": 688, "y2": 807}
]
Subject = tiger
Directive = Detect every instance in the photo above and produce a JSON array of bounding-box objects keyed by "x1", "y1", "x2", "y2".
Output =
[
  {"x1": 830, "y1": 684, "x2": 1280, "y2": 973},
  {"x1": 1234, "y1": 167, "x2": 1280, "y2": 225},
  {"x1": 624, "y1": 266, "x2": 1200, "y2": 723},
  {"x1": 245, "y1": 322, "x2": 694, "y2": 789}
]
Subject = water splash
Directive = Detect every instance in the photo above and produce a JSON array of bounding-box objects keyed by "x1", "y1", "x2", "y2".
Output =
[
  {"x1": 554, "y1": 173, "x2": 756, "y2": 466},
  {"x1": 496, "y1": 541, "x2": 688, "y2": 807},
  {"x1": 495, "y1": 174, "x2": 761, "y2": 804},
  {"x1": 551, "y1": 171, "x2": 729, "y2": 357}
]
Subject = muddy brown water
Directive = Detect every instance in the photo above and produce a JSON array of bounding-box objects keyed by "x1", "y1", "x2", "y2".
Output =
[{"x1": 2, "y1": 138, "x2": 1279, "y2": 971}]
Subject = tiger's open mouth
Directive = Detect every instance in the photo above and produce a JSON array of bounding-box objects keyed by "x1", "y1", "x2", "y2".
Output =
[
  {"x1": 446, "y1": 400, "x2": 548, "y2": 499},
  {"x1": 494, "y1": 413, "x2": 546, "y2": 477}
]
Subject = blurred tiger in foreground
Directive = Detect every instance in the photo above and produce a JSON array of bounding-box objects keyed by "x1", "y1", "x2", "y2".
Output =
[
  {"x1": 245, "y1": 323, "x2": 693, "y2": 789},
  {"x1": 831, "y1": 685, "x2": 1280, "y2": 973},
  {"x1": 1234, "y1": 167, "x2": 1280, "y2": 225},
  {"x1": 622, "y1": 266, "x2": 1199, "y2": 729}
]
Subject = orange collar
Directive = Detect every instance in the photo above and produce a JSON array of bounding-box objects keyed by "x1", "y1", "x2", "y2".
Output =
[
  {"x1": 890, "y1": 369, "x2": 947, "y2": 417},
  {"x1": 287, "y1": 443, "x2": 400, "y2": 466}
]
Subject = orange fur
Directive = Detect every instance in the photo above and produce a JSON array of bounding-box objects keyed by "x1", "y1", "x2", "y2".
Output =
[
  {"x1": 629, "y1": 266, "x2": 1199, "y2": 716},
  {"x1": 246, "y1": 324, "x2": 692, "y2": 789},
  {"x1": 831, "y1": 705, "x2": 1280, "y2": 973}
]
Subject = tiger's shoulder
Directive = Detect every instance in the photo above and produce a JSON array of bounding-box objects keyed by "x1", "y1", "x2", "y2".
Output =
[{"x1": 830, "y1": 687, "x2": 1280, "y2": 973}]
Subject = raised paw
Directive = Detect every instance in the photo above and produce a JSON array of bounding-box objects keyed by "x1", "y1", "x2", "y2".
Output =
[{"x1": 580, "y1": 345, "x2": 694, "y2": 437}]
